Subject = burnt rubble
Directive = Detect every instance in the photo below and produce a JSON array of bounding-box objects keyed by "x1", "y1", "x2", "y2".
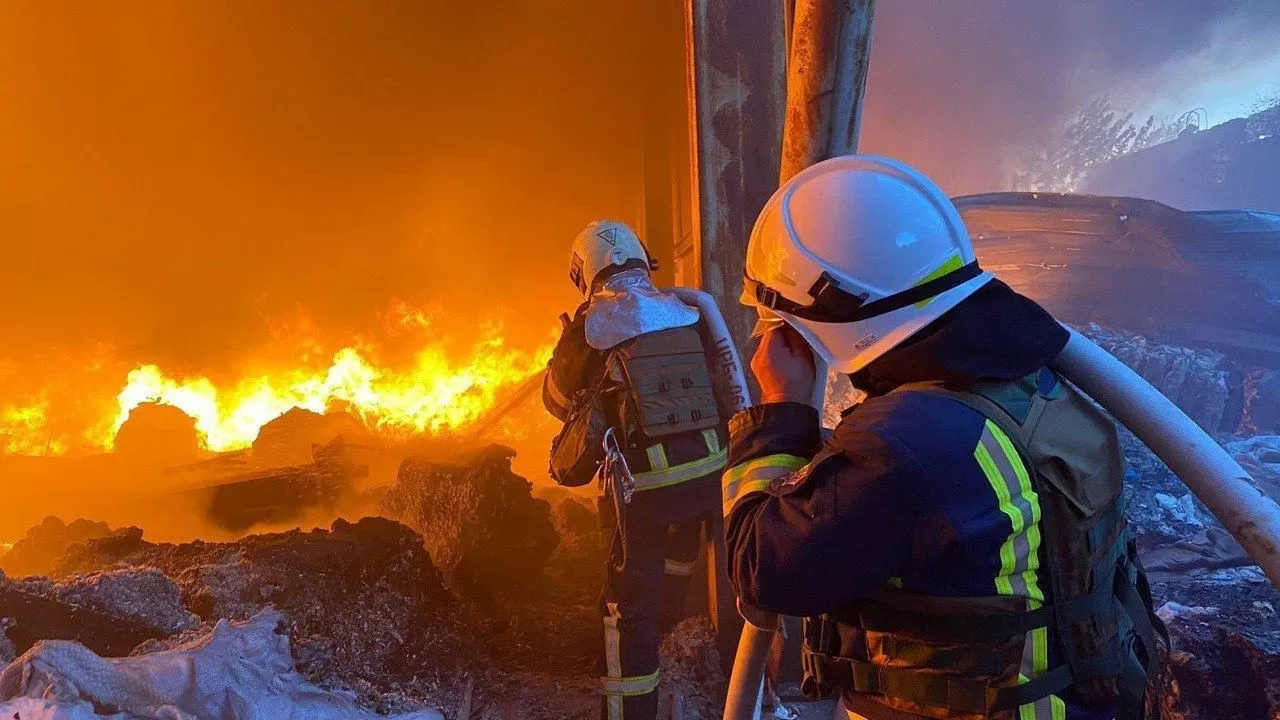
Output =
[
  {"x1": 0, "y1": 570, "x2": 173, "y2": 656},
  {"x1": 62, "y1": 516, "x2": 467, "y2": 704},
  {"x1": 381, "y1": 444, "x2": 559, "y2": 604},
  {"x1": 0, "y1": 516, "x2": 114, "y2": 578},
  {"x1": 0, "y1": 444, "x2": 612, "y2": 718}
]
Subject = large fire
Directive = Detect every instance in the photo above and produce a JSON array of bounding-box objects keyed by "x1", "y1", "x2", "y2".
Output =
[{"x1": 0, "y1": 307, "x2": 554, "y2": 456}]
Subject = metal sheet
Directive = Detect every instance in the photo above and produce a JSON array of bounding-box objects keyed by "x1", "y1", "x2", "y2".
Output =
[{"x1": 584, "y1": 269, "x2": 700, "y2": 351}]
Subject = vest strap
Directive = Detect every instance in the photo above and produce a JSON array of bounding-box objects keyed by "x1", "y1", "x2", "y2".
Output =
[
  {"x1": 850, "y1": 589, "x2": 1112, "y2": 646},
  {"x1": 807, "y1": 647, "x2": 1122, "y2": 714}
]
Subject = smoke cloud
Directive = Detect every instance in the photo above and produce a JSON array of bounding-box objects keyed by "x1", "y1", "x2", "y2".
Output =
[{"x1": 860, "y1": 0, "x2": 1280, "y2": 194}]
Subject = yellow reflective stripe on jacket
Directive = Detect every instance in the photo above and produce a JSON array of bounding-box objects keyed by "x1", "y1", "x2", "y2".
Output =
[
  {"x1": 544, "y1": 372, "x2": 572, "y2": 416},
  {"x1": 601, "y1": 669, "x2": 660, "y2": 697},
  {"x1": 974, "y1": 420, "x2": 1044, "y2": 602},
  {"x1": 632, "y1": 429, "x2": 726, "y2": 492},
  {"x1": 973, "y1": 419, "x2": 1062, "y2": 719},
  {"x1": 646, "y1": 444, "x2": 669, "y2": 471},
  {"x1": 721, "y1": 453, "x2": 808, "y2": 514},
  {"x1": 701, "y1": 428, "x2": 720, "y2": 454}
]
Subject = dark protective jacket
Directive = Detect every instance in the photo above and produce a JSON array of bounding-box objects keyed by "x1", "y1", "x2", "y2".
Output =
[
  {"x1": 543, "y1": 302, "x2": 729, "y2": 490},
  {"x1": 723, "y1": 280, "x2": 1147, "y2": 720}
]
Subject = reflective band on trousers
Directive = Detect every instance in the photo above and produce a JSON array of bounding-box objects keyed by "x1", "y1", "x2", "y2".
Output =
[
  {"x1": 601, "y1": 669, "x2": 660, "y2": 697},
  {"x1": 973, "y1": 419, "x2": 1065, "y2": 720},
  {"x1": 632, "y1": 429, "x2": 727, "y2": 491},
  {"x1": 720, "y1": 453, "x2": 809, "y2": 515},
  {"x1": 664, "y1": 558, "x2": 697, "y2": 576}
]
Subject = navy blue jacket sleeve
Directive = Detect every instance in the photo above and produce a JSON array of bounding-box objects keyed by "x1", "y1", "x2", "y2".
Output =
[
  {"x1": 723, "y1": 402, "x2": 925, "y2": 617},
  {"x1": 541, "y1": 310, "x2": 602, "y2": 421}
]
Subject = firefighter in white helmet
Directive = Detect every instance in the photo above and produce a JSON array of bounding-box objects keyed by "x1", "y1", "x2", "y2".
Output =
[
  {"x1": 543, "y1": 220, "x2": 743, "y2": 720},
  {"x1": 722, "y1": 156, "x2": 1163, "y2": 719}
]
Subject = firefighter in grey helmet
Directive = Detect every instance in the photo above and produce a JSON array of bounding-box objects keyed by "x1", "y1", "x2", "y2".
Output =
[{"x1": 543, "y1": 220, "x2": 743, "y2": 720}]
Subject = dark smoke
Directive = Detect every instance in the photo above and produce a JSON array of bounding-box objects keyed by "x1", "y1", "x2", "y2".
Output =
[{"x1": 860, "y1": 0, "x2": 1280, "y2": 194}]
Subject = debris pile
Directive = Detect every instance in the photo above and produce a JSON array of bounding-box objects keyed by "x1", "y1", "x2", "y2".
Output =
[
  {"x1": 381, "y1": 445, "x2": 558, "y2": 603},
  {"x1": 0, "y1": 516, "x2": 114, "y2": 578},
  {"x1": 1156, "y1": 592, "x2": 1280, "y2": 719},
  {"x1": 1082, "y1": 325, "x2": 1236, "y2": 433},
  {"x1": 113, "y1": 401, "x2": 206, "y2": 465},
  {"x1": 0, "y1": 609, "x2": 445, "y2": 720},
  {"x1": 47, "y1": 568, "x2": 200, "y2": 636},
  {"x1": 541, "y1": 487, "x2": 601, "y2": 605},
  {"x1": 38, "y1": 515, "x2": 469, "y2": 715},
  {"x1": 1121, "y1": 430, "x2": 1280, "y2": 718},
  {"x1": 657, "y1": 616, "x2": 726, "y2": 720},
  {"x1": 251, "y1": 407, "x2": 377, "y2": 466}
]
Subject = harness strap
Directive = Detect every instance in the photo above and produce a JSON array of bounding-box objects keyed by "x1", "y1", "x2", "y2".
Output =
[
  {"x1": 806, "y1": 645, "x2": 1126, "y2": 715},
  {"x1": 852, "y1": 590, "x2": 1111, "y2": 645}
]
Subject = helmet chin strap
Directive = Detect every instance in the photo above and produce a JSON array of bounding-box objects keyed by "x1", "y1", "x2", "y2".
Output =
[{"x1": 745, "y1": 261, "x2": 984, "y2": 324}]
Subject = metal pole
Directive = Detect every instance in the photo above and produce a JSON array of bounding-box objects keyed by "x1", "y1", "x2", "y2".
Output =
[
  {"x1": 684, "y1": 0, "x2": 788, "y2": 356},
  {"x1": 720, "y1": 3, "x2": 876, "y2": 719},
  {"x1": 780, "y1": 0, "x2": 876, "y2": 181}
]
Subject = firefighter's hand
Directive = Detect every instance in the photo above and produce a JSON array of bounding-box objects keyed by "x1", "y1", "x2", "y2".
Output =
[{"x1": 751, "y1": 324, "x2": 816, "y2": 405}]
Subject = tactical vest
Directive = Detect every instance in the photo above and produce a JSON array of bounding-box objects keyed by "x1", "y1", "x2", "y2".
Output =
[
  {"x1": 607, "y1": 324, "x2": 726, "y2": 491},
  {"x1": 802, "y1": 368, "x2": 1166, "y2": 720}
]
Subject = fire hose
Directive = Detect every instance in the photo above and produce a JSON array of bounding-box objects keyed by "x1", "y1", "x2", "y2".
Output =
[{"x1": 666, "y1": 289, "x2": 776, "y2": 720}]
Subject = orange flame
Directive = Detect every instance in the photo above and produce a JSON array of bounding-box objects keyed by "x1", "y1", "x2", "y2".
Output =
[
  {"x1": 107, "y1": 334, "x2": 552, "y2": 453},
  {"x1": 0, "y1": 400, "x2": 67, "y2": 456}
]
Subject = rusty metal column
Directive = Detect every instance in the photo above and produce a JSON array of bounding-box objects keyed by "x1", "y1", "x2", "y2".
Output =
[
  {"x1": 780, "y1": 0, "x2": 876, "y2": 181},
  {"x1": 682, "y1": 0, "x2": 787, "y2": 355}
]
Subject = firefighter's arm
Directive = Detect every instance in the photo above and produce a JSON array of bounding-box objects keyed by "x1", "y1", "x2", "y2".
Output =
[
  {"x1": 721, "y1": 403, "x2": 922, "y2": 618},
  {"x1": 542, "y1": 371, "x2": 571, "y2": 421},
  {"x1": 541, "y1": 312, "x2": 591, "y2": 421}
]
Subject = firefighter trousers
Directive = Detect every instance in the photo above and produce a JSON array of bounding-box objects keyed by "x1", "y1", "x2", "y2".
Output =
[{"x1": 597, "y1": 473, "x2": 741, "y2": 720}]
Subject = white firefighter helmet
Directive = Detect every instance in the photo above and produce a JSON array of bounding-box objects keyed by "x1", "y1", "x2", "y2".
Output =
[
  {"x1": 569, "y1": 220, "x2": 658, "y2": 296},
  {"x1": 741, "y1": 154, "x2": 992, "y2": 373}
]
